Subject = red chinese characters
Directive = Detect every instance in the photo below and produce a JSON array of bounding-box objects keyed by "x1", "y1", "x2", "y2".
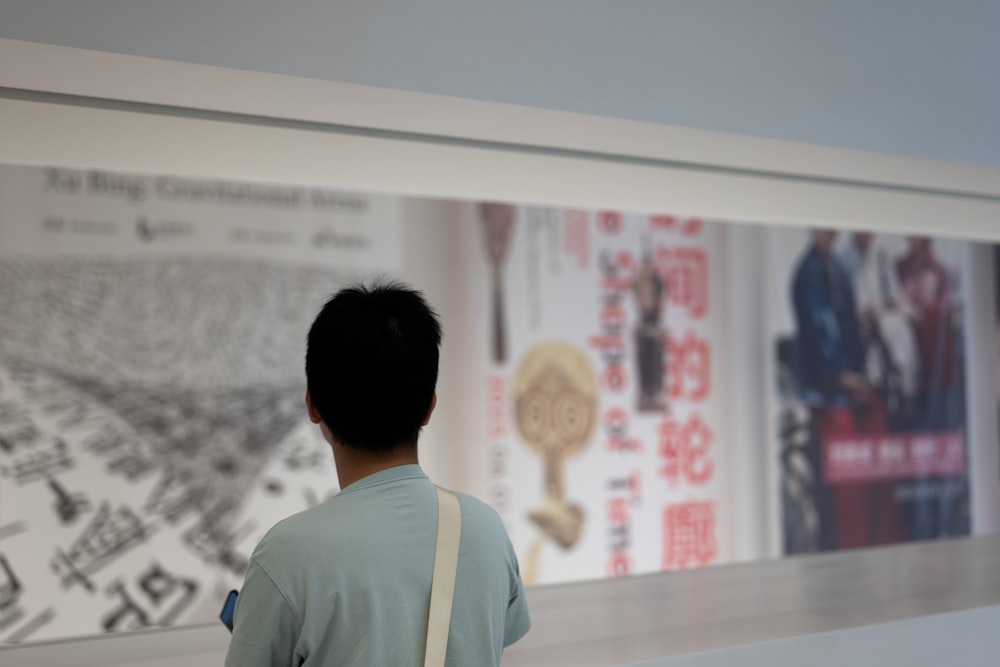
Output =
[
  {"x1": 666, "y1": 332, "x2": 711, "y2": 402},
  {"x1": 592, "y1": 212, "x2": 721, "y2": 576},
  {"x1": 662, "y1": 501, "x2": 717, "y2": 569},
  {"x1": 658, "y1": 413, "x2": 714, "y2": 487},
  {"x1": 649, "y1": 215, "x2": 703, "y2": 238},
  {"x1": 598, "y1": 210, "x2": 624, "y2": 235},
  {"x1": 644, "y1": 216, "x2": 719, "y2": 571},
  {"x1": 655, "y1": 246, "x2": 708, "y2": 319}
]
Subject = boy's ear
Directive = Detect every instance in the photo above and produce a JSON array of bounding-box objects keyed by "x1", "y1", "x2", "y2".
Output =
[
  {"x1": 422, "y1": 392, "x2": 437, "y2": 426},
  {"x1": 306, "y1": 391, "x2": 322, "y2": 424}
]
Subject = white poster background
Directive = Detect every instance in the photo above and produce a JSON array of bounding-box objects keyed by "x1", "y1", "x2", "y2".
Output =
[{"x1": 0, "y1": 163, "x2": 402, "y2": 642}]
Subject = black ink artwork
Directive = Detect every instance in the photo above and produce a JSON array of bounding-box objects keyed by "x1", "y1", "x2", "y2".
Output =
[
  {"x1": 102, "y1": 561, "x2": 198, "y2": 632},
  {"x1": 0, "y1": 201, "x2": 350, "y2": 643},
  {"x1": 51, "y1": 503, "x2": 153, "y2": 592},
  {"x1": 0, "y1": 438, "x2": 74, "y2": 485},
  {"x1": 48, "y1": 478, "x2": 91, "y2": 525}
]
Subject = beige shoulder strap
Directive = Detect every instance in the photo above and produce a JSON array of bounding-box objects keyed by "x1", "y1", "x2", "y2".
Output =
[{"x1": 425, "y1": 485, "x2": 462, "y2": 667}]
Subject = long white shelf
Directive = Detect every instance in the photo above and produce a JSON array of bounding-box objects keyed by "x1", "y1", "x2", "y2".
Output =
[
  {"x1": 3, "y1": 534, "x2": 998, "y2": 666},
  {"x1": 505, "y1": 533, "x2": 1000, "y2": 665}
]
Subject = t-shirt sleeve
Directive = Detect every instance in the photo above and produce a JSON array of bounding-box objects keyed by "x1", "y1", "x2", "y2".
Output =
[
  {"x1": 503, "y1": 550, "x2": 531, "y2": 647},
  {"x1": 225, "y1": 557, "x2": 303, "y2": 667}
]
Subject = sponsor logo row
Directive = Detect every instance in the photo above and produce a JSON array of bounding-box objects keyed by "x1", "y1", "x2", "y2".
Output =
[{"x1": 40, "y1": 216, "x2": 369, "y2": 248}]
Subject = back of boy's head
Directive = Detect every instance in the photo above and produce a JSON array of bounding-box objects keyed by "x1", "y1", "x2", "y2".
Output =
[{"x1": 305, "y1": 280, "x2": 441, "y2": 454}]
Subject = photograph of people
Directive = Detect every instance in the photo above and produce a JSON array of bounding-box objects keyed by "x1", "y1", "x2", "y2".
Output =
[
  {"x1": 780, "y1": 229, "x2": 971, "y2": 554},
  {"x1": 790, "y1": 230, "x2": 904, "y2": 549}
]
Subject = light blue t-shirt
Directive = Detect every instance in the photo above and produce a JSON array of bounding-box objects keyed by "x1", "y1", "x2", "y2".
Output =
[{"x1": 225, "y1": 464, "x2": 530, "y2": 666}]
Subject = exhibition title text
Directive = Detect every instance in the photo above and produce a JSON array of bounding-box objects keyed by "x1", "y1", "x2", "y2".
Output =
[{"x1": 44, "y1": 168, "x2": 368, "y2": 213}]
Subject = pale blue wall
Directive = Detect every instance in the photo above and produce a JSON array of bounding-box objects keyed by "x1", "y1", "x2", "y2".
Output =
[{"x1": 1, "y1": 1, "x2": 998, "y2": 167}]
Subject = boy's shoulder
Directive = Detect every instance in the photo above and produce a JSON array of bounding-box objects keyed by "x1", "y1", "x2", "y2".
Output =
[{"x1": 452, "y1": 490, "x2": 510, "y2": 538}]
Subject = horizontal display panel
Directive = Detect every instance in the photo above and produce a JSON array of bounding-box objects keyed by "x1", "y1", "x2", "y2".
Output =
[{"x1": 0, "y1": 162, "x2": 993, "y2": 644}]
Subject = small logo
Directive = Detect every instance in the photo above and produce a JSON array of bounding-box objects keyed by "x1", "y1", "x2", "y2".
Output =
[
  {"x1": 311, "y1": 227, "x2": 368, "y2": 249},
  {"x1": 136, "y1": 217, "x2": 193, "y2": 243}
]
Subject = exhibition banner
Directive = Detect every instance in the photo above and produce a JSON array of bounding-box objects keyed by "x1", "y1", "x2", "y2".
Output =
[
  {"x1": 0, "y1": 162, "x2": 990, "y2": 645},
  {"x1": 454, "y1": 204, "x2": 730, "y2": 585},
  {"x1": 769, "y1": 229, "x2": 971, "y2": 554},
  {"x1": 0, "y1": 164, "x2": 402, "y2": 642}
]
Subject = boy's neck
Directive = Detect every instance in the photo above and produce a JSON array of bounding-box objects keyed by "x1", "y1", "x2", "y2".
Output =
[{"x1": 332, "y1": 441, "x2": 419, "y2": 489}]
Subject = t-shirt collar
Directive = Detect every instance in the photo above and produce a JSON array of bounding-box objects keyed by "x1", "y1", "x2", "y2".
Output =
[{"x1": 337, "y1": 463, "x2": 427, "y2": 495}]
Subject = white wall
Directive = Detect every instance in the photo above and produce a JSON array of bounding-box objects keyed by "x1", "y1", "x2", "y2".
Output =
[{"x1": 0, "y1": 2, "x2": 998, "y2": 167}]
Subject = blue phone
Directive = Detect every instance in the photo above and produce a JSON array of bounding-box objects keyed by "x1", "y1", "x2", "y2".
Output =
[{"x1": 220, "y1": 589, "x2": 238, "y2": 632}]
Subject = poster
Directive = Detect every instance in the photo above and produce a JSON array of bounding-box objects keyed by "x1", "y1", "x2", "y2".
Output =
[
  {"x1": 770, "y1": 228, "x2": 971, "y2": 554},
  {"x1": 1, "y1": 162, "x2": 993, "y2": 645},
  {"x1": 456, "y1": 204, "x2": 730, "y2": 585},
  {"x1": 0, "y1": 164, "x2": 401, "y2": 642}
]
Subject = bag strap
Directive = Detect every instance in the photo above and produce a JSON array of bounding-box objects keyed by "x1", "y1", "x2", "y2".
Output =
[{"x1": 424, "y1": 485, "x2": 462, "y2": 667}]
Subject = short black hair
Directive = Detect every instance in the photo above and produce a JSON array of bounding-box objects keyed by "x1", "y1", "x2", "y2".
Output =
[{"x1": 305, "y1": 280, "x2": 441, "y2": 453}]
